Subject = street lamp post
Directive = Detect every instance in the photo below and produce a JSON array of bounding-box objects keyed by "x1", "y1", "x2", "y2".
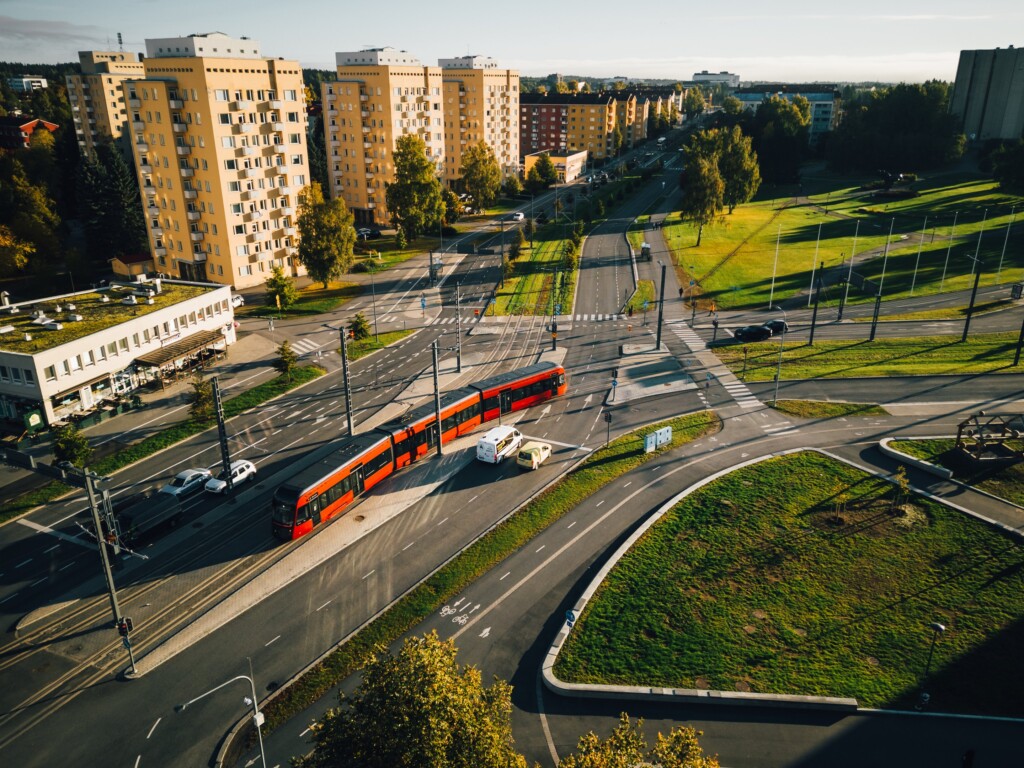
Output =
[
  {"x1": 370, "y1": 267, "x2": 379, "y2": 343},
  {"x1": 919, "y1": 621, "x2": 947, "y2": 709},
  {"x1": 176, "y1": 666, "x2": 265, "y2": 768},
  {"x1": 499, "y1": 219, "x2": 505, "y2": 289},
  {"x1": 772, "y1": 305, "x2": 787, "y2": 406}
]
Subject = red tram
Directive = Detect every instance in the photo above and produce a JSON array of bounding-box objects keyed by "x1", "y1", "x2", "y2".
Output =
[{"x1": 271, "y1": 361, "x2": 567, "y2": 540}]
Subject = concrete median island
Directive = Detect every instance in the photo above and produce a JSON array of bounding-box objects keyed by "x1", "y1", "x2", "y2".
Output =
[{"x1": 551, "y1": 450, "x2": 1024, "y2": 716}]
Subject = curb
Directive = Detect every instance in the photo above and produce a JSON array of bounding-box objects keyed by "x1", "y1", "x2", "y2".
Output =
[{"x1": 879, "y1": 437, "x2": 954, "y2": 479}]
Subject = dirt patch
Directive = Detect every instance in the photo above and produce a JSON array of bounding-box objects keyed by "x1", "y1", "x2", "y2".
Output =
[
  {"x1": 808, "y1": 499, "x2": 929, "y2": 538},
  {"x1": 743, "y1": 624, "x2": 757, "y2": 634},
  {"x1": 695, "y1": 676, "x2": 710, "y2": 690},
  {"x1": 735, "y1": 680, "x2": 752, "y2": 692},
  {"x1": 752, "y1": 609, "x2": 768, "y2": 620}
]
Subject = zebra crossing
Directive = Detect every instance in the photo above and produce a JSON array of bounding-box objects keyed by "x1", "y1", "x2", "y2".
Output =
[
  {"x1": 665, "y1": 320, "x2": 707, "y2": 352},
  {"x1": 290, "y1": 337, "x2": 326, "y2": 356},
  {"x1": 720, "y1": 378, "x2": 761, "y2": 410},
  {"x1": 417, "y1": 313, "x2": 628, "y2": 327}
]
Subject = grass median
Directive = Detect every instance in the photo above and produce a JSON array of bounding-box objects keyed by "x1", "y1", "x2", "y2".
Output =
[
  {"x1": 554, "y1": 450, "x2": 1024, "y2": 716},
  {"x1": 890, "y1": 438, "x2": 1024, "y2": 507},
  {"x1": 244, "y1": 282, "x2": 361, "y2": 317},
  {"x1": 771, "y1": 400, "x2": 886, "y2": 419},
  {"x1": 0, "y1": 365, "x2": 326, "y2": 524},
  {"x1": 260, "y1": 410, "x2": 720, "y2": 731}
]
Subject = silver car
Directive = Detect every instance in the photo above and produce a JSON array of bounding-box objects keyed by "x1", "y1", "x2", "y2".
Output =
[{"x1": 159, "y1": 468, "x2": 213, "y2": 497}]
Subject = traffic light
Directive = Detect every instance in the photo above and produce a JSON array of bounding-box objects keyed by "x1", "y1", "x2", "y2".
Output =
[
  {"x1": 117, "y1": 617, "x2": 134, "y2": 636},
  {"x1": 348, "y1": 328, "x2": 355, "y2": 340}
]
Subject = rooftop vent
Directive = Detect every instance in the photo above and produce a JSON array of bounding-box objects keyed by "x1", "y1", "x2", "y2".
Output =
[
  {"x1": 68, "y1": 313, "x2": 83, "y2": 322},
  {"x1": 100, "y1": 295, "x2": 110, "y2": 303},
  {"x1": 23, "y1": 333, "x2": 32, "y2": 341},
  {"x1": 44, "y1": 321, "x2": 64, "y2": 331},
  {"x1": 0, "y1": 325, "x2": 14, "y2": 334},
  {"x1": 30, "y1": 315, "x2": 51, "y2": 325},
  {"x1": 122, "y1": 295, "x2": 138, "y2": 305}
]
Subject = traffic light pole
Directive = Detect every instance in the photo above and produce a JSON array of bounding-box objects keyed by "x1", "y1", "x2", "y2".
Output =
[
  {"x1": 84, "y1": 468, "x2": 122, "y2": 628},
  {"x1": 655, "y1": 261, "x2": 667, "y2": 351},
  {"x1": 455, "y1": 284, "x2": 463, "y2": 373},
  {"x1": 432, "y1": 340, "x2": 442, "y2": 457},
  {"x1": 339, "y1": 327, "x2": 354, "y2": 437}
]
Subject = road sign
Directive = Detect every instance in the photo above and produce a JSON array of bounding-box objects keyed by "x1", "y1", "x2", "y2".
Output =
[
  {"x1": 555, "y1": 303, "x2": 561, "y2": 314},
  {"x1": 690, "y1": 279, "x2": 695, "y2": 286},
  {"x1": 611, "y1": 379, "x2": 618, "y2": 388},
  {"x1": 642, "y1": 300, "x2": 648, "y2": 311}
]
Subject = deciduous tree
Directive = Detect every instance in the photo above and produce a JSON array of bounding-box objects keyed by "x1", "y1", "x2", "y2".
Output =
[
  {"x1": 683, "y1": 88, "x2": 706, "y2": 120},
  {"x1": 52, "y1": 424, "x2": 92, "y2": 468},
  {"x1": 275, "y1": 340, "x2": 298, "y2": 381},
  {"x1": 188, "y1": 373, "x2": 214, "y2": 422},
  {"x1": 534, "y1": 153, "x2": 559, "y2": 187},
  {"x1": 678, "y1": 153, "x2": 724, "y2": 246},
  {"x1": 264, "y1": 265, "x2": 298, "y2": 310},
  {"x1": 385, "y1": 134, "x2": 444, "y2": 240},
  {"x1": 296, "y1": 181, "x2": 356, "y2": 288},
  {"x1": 718, "y1": 125, "x2": 761, "y2": 213},
  {"x1": 0, "y1": 224, "x2": 33, "y2": 276},
  {"x1": 559, "y1": 713, "x2": 719, "y2": 768},
  {"x1": 294, "y1": 632, "x2": 527, "y2": 768},
  {"x1": 460, "y1": 141, "x2": 502, "y2": 210}
]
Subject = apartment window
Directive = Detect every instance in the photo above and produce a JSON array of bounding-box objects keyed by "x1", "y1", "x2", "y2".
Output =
[
  {"x1": 284, "y1": 90, "x2": 297, "y2": 101},
  {"x1": 233, "y1": 224, "x2": 244, "y2": 235},
  {"x1": 11, "y1": 368, "x2": 22, "y2": 384},
  {"x1": 44, "y1": 365, "x2": 56, "y2": 382},
  {"x1": 119, "y1": 338, "x2": 129, "y2": 352},
  {"x1": 286, "y1": 112, "x2": 299, "y2": 123},
  {"x1": 24, "y1": 369, "x2": 34, "y2": 385},
  {"x1": 289, "y1": 133, "x2": 301, "y2": 144},
  {"x1": 107, "y1": 342, "x2": 117, "y2": 357},
  {"x1": 0, "y1": 365, "x2": 8, "y2": 381},
  {"x1": 229, "y1": 181, "x2": 240, "y2": 192},
  {"x1": 86, "y1": 350, "x2": 96, "y2": 366},
  {"x1": 62, "y1": 360, "x2": 71, "y2": 376},
  {"x1": 240, "y1": 265, "x2": 253, "y2": 276},
  {"x1": 291, "y1": 155, "x2": 303, "y2": 165},
  {"x1": 222, "y1": 136, "x2": 235, "y2": 148},
  {"x1": 215, "y1": 89, "x2": 229, "y2": 101}
]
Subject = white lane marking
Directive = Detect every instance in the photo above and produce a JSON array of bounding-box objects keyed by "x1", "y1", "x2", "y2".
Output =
[
  {"x1": 59, "y1": 562, "x2": 76, "y2": 571},
  {"x1": 567, "y1": 521, "x2": 577, "y2": 529},
  {"x1": 623, "y1": 481, "x2": 632, "y2": 488},
  {"x1": 536, "y1": 545, "x2": 546, "y2": 553},
  {"x1": 300, "y1": 727, "x2": 311, "y2": 738},
  {"x1": 16, "y1": 559, "x2": 31, "y2": 568},
  {"x1": 134, "y1": 756, "x2": 142, "y2": 768},
  {"x1": 468, "y1": 494, "x2": 479, "y2": 503},
  {"x1": 522, "y1": 436, "x2": 590, "y2": 451},
  {"x1": 44, "y1": 544, "x2": 60, "y2": 554},
  {"x1": 30, "y1": 577, "x2": 46, "y2": 587},
  {"x1": 403, "y1": 541, "x2": 415, "y2": 551},
  {"x1": 265, "y1": 635, "x2": 281, "y2": 647},
  {"x1": 272, "y1": 429, "x2": 282, "y2": 435},
  {"x1": 362, "y1": 570, "x2": 375, "y2": 580},
  {"x1": 146, "y1": 717, "x2": 161, "y2": 739},
  {"x1": 595, "y1": 500, "x2": 605, "y2": 507},
  {"x1": 317, "y1": 600, "x2": 332, "y2": 611},
  {"x1": 0, "y1": 592, "x2": 19, "y2": 604},
  {"x1": 500, "y1": 572, "x2": 510, "y2": 580},
  {"x1": 480, "y1": 627, "x2": 491, "y2": 638},
  {"x1": 436, "y1": 517, "x2": 449, "y2": 526}
]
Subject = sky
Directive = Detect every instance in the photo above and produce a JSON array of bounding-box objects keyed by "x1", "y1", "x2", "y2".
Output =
[{"x1": 1, "y1": 0, "x2": 1020, "y2": 83}]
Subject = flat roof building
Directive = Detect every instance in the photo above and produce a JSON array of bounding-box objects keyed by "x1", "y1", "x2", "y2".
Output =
[
  {"x1": 950, "y1": 47, "x2": 1024, "y2": 142},
  {"x1": 734, "y1": 84, "x2": 840, "y2": 144},
  {"x1": 66, "y1": 51, "x2": 146, "y2": 160},
  {"x1": 0, "y1": 278, "x2": 235, "y2": 429},
  {"x1": 125, "y1": 32, "x2": 309, "y2": 288}
]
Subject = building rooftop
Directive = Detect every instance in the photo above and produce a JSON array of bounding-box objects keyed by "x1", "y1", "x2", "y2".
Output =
[
  {"x1": 736, "y1": 83, "x2": 838, "y2": 95},
  {"x1": 0, "y1": 282, "x2": 217, "y2": 355},
  {"x1": 520, "y1": 92, "x2": 613, "y2": 106}
]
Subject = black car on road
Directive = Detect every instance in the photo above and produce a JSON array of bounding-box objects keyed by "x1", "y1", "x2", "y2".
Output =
[
  {"x1": 762, "y1": 319, "x2": 789, "y2": 336},
  {"x1": 732, "y1": 325, "x2": 772, "y2": 342}
]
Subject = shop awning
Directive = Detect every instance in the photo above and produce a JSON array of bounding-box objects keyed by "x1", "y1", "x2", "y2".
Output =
[{"x1": 134, "y1": 329, "x2": 225, "y2": 368}]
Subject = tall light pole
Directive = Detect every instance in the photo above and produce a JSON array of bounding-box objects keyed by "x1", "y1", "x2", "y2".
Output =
[
  {"x1": 772, "y1": 305, "x2": 787, "y2": 406},
  {"x1": 339, "y1": 326, "x2": 354, "y2": 436},
  {"x1": 918, "y1": 621, "x2": 947, "y2": 710},
  {"x1": 176, "y1": 665, "x2": 265, "y2": 768},
  {"x1": 838, "y1": 220, "x2": 859, "y2": 321},
  {"x1": 369, "y1": 267, "x2": 379, "y2": 343},
  {"x1": 655, "y1": 260, "x2": 667, "y2": 351},
  {"x1": 499, "y1": 219, "x2": 506, "y2": 289}
]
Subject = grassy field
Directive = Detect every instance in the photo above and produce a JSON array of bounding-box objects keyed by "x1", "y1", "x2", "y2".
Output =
[
  {"x1": 715, "y1": 331, "x2": 1023, "y2": 381},
  {"x1": 494, "y1": 231, "x2": 574, "y2": 316},
  {"x1": 261, "y1": 411, "x2": 720, "y2": 731},
  {"x1": 555, "y1": 451, "x2": 1024, "y2": 715},
  {"x1": 771, "y1": 400, "x2": 887, "y2": 419},
  {"x1": 625, "y1": 280, "x2": 656, "y2": 314},
  {"x1": 345, "y1": 330, "x2": 414, "y2": 362},
  {"x1": 244, "y1": 281, "x2": 361, "y2": 317},
  {"x1": 890, "y1": 438, "x2": 1024, "y2": 507},
  {"x1": 664, "y1": 174, "x2": 1024, "y2": 311}
]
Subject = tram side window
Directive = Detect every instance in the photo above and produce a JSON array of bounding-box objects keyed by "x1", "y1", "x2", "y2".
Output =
[
  {"x1": 442, "y1": 413, "x2": 457, "y2": 432},
  {"x1": 366, "y1": 447, "x2": 391, "y2": 476},
  {"x1": 483, "y1": 396, "x2": 498, "y2": 412}
]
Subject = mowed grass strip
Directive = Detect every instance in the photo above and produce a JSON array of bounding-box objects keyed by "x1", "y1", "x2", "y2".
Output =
[
  {"x1": 345, "y1": 330, "x2": 414, "y2": 362},
  {"x1": 554, "y1": 451, "x2": 1024, "y2": 715},
  {"x1": 244, "y1": 281, "x2": 362, "y2": 317},
  {"x1": 771, "y1": 400, "x2": 886, "y2": 419},
  {"x1": 890, "y1": 438, "x2": 1024, "y2": 508},
  {"x1": 261, "y1": 411, "x2": 720, "y2": 730},
  {"x1": 0, "y1": 365, "x2": 326, "y2": 523},
  {"x1": 715, "y1": 331, "x2": 1022, "y2": 380}
]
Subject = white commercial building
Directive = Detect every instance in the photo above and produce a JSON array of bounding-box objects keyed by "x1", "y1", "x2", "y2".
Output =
[{"x1": 0, "y1": 279, "x2": 235, "y2": 430}]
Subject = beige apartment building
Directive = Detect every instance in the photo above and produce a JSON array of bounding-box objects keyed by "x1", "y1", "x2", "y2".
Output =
[
  {"x1": 125, "y1": 32, "x2": 309, "y2": 288},
  {"x1": 323, "y1": 48, "x2": 518, "y2": 226},
  {"x1": 439, "y1": 56, "x2": 519, "y2": 183},
  {"x1": 520, "y1": 92, "x2": 618, "y2": 163},
  {"x1": 66, "y1": 51, "x2": 145, "y2": 159}
]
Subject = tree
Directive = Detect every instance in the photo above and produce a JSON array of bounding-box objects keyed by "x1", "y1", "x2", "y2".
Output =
[
  {"x1": 188, "y1": 373, "x2": 214, "y2": 422},
  {"x1": 508, "y1": 227, "x2": 525, "y2": 261},
  {"x1": 275, "y1": 339, "x2": 298, "y2": 381},
  {"x1": 441, "y1": 186, "x2": 462, "y2": 225},
  {"x1": 295, "y1": 632, "x2": 527, "y2": 768},
  {"x1": 718, "y1": 126, "x2": 761, "y2": 213},
  {"x1": 460, "y1": 141, "x2": 502, "y2": 210},
  {"x1": 722, "y1": 95, "x2": 743, "y2": 116},
  {"x1": 678, "y1": 153, "x2": 724, "y2": 246},
  {"x1": 534, "y1": 153, "x2": 559, "y2": 187},
  {"x1": 749, "y1": 95, "x2": 810, "y2": 183},
  {"x1": 991, "y1": 140, "x2": 1024, "y2": 192},
  {"x1": 385, "y1": 134, "x2": 444, "y2": 240},
  {"x1": 503, "y1": 173, "x2": 523, "y2": 197},
  {"x1": 350, "y1": 312, "x2": 371, "y2": 341},
  {"x1": 296, "y1": 181, "x2": 356, "y2": 288},
  {"x1": 683, "y1": 88, "x2": 706, "y2": 120},
  {"x1": 612, "y1": 124, "x2": 625, "y2": 155},
  {"x1": 0, "y1": 155, "x2": 60, "y2": 272},
  {"x1": 559, "y1": 713, "x2": 719, "y2": 768},
  {"x1": 525, "y1": 165, "x2": 546, "y2": 194},
  {"x1": 52, "y1": 424, "x2": 92, "y2": 468},
  {"x1": 523, "y1": 217, "x2": 536, "y2": 243},
  {"x1": 264, "y1": 265, "x2": 298, "y2": 310},
  {"x1": 0, "y1": 224, "x2": 33, "y2": 276}
]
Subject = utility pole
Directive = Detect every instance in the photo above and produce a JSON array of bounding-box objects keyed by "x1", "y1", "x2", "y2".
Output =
[
  {"x1": 499, "y1": 220, "x2": 506, "y2": 289},
  {"x1": 655, "y1": 261, "x2": 667, "y2": 351},
  {"x1": 83, "y1": 468, "x2": 122, "y2": 627},
  {"x1": 961, "y1": 259, "x2": 983, "y2": 342},
  {"x1": 455, "y1": 284, "x2": 463, "y2": 373},
  {"x1": 868, "y1": 292, "x2": 882, "y2": 342},
  {"x1": 211, "y1": 377, "x2": 233, "y2": 494},
  {"x1": 431, "y1": 340, "x2": 442, "y2": 457},
  {"x1": 808, "y1": 262, "x2": 822, "y2": 346},
  {"x1": 339, "y1": 327, "x2": 354, "y2": 436},
  {"x1": 838, "y1": 220, "x2": 859, "y2": 321},
  {"x1": 1013, "y1": 315, "x2": 1024, "y2": 366},
  {"x1": 370, "y1": 267, "x2": 379, "y2": 343}
]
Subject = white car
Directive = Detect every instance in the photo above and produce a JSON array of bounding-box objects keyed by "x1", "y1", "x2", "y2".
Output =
[
  {"x1": 510, "y1": 211, "x2": 525, "y2": 221},
  {"x1": 159, "y1": 468, "x2": 213, "y2": 497},
  {"x1": 205, "y1": 459, "x2": 257, "y2": 494},
  {"x1": 230, "y1": 294, "x2": 245, "y2": 308}
]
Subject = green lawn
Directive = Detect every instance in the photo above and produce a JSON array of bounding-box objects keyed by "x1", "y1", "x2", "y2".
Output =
[
  {"x1": 771, "y1": 400, "x2": 887, "y2": 419},
  {"x1": 245, "y1": 281, "x2": 361, "y2": 317},
  {"x1": 493, "y1": 228, "x2": 575, "y2": 316},
  {"x1": 715, "y1": 331, "x2": 1023, "y2": 381},
  {"x1": 555, "y1": 451, "x2": 1024, "y2": 715},
  {"x1": 625, "y1": 280, "x2": 656, "y2": 314},
  {"x1": 663, "y1": 175, "x2": 1024, "y2": 311},
  {"x1": 889, "y1": 438, "x2": 1024, "y2": 508},
  {"x1": 345, "y1": 330, "x2": 414, "y2": 362}
]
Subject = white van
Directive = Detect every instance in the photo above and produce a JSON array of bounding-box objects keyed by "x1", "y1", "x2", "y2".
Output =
[{"x1": 476, "y1": 426, "x2": 523, "y2": 464}]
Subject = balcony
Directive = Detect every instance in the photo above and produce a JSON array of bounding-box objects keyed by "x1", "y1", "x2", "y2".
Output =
[
  {"x1": 363, "y1": 141, "x2": 371, "y2": 149},
  {"x1": 129, "y1": 98, "x2": 141, "y2": 108},
  {"x1": 365, "y1": 171, "x2": 374, "y2": 179},
  {"x1": 267, "y1": 99, "x2": 283, "y2": 110},
  {"x1": 233, "y1": 123, "x2": 254, "y2": 134},
  {"x1": 131, "y1": 120, "x2": 145, "y2": 131},
  {"x1": 366, "y1": 202, "x2": 376, "y2": 209},
  {"x1": 269, "y1": 122, "x2": 285, "y2": 132},
  {"x1": 189, "y1": 232, "x2": 205, "y2": 242},
  {"x1": 238, "y1": 145, "x2": 256, "y2": 156},
  {"x1": 143, "y1": 185, "x2": 157, "y2": 197},
  {"x1": 176, "y1": 145, "x2": 191, "y2": 156},
  {"x1": 192, "y1": 251, "x2": 208, "y2": 262},
  {"x1": 363, "y1": 155, "x2": 373, "y2": 164},
  {"x1": 362, "y1": 125, "x2": 371, "y2": 134},
  {"x1": 328, "y1": 109, "x2": 339, "y2": 117},
  {"x1": 268, "y1": 144, "x2": 285, "y2": 155},
  {"x1": 186, "y1": 211, "x2": 201, "y2": 221},
  {"x1": 150, "y1": 227, "x2": 164, "y2": 237},
  {"x1": 359, "y1": 93, "x2": 368, "y2": 102},
  {"x1": 360, "y1": 110, "x2": 369, "y2": 118},
  {"x1": 282, "y1": 226, "x2": 296, "y2": 236},
  {"x1": 168, "y1": 98, "x2": 183, "y2": 109},
  {"x1": 139, "y1": 164, "x2": 153, "y2": 175},
  {"x1": 183, "y1": 189, "x2": 198, "y2": 200},
  {"x1": 330, "y1": 138, "x2": 340, "y2": 147},
  {"x1": 172, "y1": 122, "x2": 187, "y2": 133},
  {"x1": 154, "y1": 246, "x2": 167, "y2": 257},
  {"x1": 240, "y1": 190, "x2": 254, "y2": 200},
  {"x1": 135, "y1": 142, "x2": 149, "y2": 153},
  {"x1": 268, "y1": 165, "x2": 285, "y2": 175},
  {"x1": 245, "y1": 210, "x2": 265, "y2": 222},
  {"x1": 146, "y1": 206, "x2": 160, "y2": 218},
  {"x1": 276, "y1": 184, "x2": 292, "y2": 195},
  {"x1": 232, "y1": 100, "x2": 251, "y2": 111},
  {"x1": 179, "y1": 167, "x2": 194, "y2": 178},
  {"x1": 245, "y1": 167, "x2": 261, "y2": 178},
  {"x1": 279, "y1": 206, "x2": 295, "y2": 216}
]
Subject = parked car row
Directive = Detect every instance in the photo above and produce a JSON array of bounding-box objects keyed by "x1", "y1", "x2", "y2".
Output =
[{"x1": 158, "y1": 459, "x2": 257, "y2": 497}]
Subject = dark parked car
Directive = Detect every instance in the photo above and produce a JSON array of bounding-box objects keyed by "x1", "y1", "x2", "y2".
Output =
[
  {"x1": 732, "y1": 325, "x2": 772, "y2": 342},
  {"x1": 356, "y1": 227, "x2": 382, "y2": 240},
  {"x1": 762, "y1": 320, "x2": 789, "y2": 336}
]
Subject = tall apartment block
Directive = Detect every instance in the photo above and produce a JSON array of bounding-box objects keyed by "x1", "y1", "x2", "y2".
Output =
[
  {"x1": 126, "y1": 32, "x2": 309, "y2": 288},
  {"x1": 66, "y1": 51, "x2": 145, "y2": 159},
  {"x1": 519, "y1": 92, "x2": 617, "y2": 162},
  {"x1": 322, "y1": 48, "x2": 518, "y2": 226},
  {"x1": 950, "y1": 47, "x2": 1024, "y2": 142},
  {"x1": 439, "y1": 56, "x2": 519, "y2": 183}
]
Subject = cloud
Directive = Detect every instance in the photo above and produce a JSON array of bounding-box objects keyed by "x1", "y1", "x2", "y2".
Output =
[{"x1": 0, "y1": 15, "x2": 106, "y2": 47}]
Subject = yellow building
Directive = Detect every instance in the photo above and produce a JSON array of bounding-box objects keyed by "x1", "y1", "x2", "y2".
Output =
[
  {"x1": 323, "y1": 48, "x2": 518, "y2": 225},
  {"x1": 66, "y1": 51, "x2": 145, "y2": 159},
  {"x1": 521, "y1": 92, "x2": 618, "y2": 163},
  {"x1": 439, "y1": 56, "x2": 519, "y2": 183},
  {"x1": 523, "y1": 149, "x2": 587, "y2": 183},
  {"x1": 612, "y1": 92, "x2": 637, "y2": 150},
  {"x1": 565, "y1": 95, "x2": 616, "y2": 161},
  {"x1": 125, "y1": 33, "x2": 308, "y2": 288}
]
